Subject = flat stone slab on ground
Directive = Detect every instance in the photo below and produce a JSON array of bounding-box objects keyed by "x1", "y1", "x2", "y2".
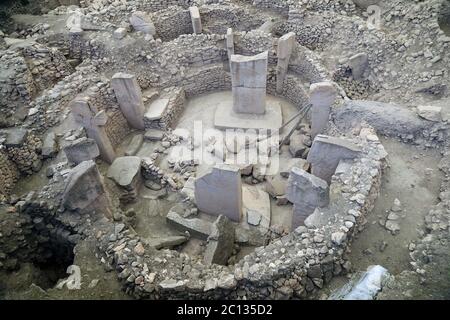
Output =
[
  {"x1": 214, "y1": 99, "x2": 282, "y2": 131},
  {"x1": 107, "y1": 156, "x2": 142, "y2": 190},
  {"x1": 144, "y1": 129, "x2": 164, "y2": 141},
  {"x1": 4, "y1": 128, "x2": 28, "y2": 147},
  {"x1": 144, "y1": 235, "x2": 188, "y2": 249},
  {"x1": 125, "y1": 134, "x2": 144, "y2": 156},
  {"x1": 145, "y1": 98, "x2": 170, "y2": 121}
]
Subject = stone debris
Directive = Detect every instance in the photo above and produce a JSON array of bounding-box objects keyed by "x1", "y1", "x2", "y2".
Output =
[
  {"x1": 144, "y1": 236, "x2": 189, "y2": 250},
  {"x1": 243, "y1": 185, "x2": 271, "y2": 231},
  {"x1": 62, "y1": 160, "x2": 111, "y2": 218},
  {"x1": 144, "y1": 129, "x2": 164, "y2": 141},
  {"x1": 63, "y1": 137, "x2": 100, "y2": 165}
]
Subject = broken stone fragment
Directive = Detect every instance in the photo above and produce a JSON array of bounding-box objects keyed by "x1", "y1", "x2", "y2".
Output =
[
  {"x1": 129, "y1": 11, "x2": 156, "y2": 35},
  {"x1": 64, "y1": 137, "x2": 100, "y2": 165},
  {"x1": 417, "y1": 105, "x2": 442, "y2": 122},
  {"x1": 289, "y1": 133, "x2": 308, "y2": 158},
  {"x1": 385, "y1": 220, "x2": 400, "y2": 234},
  {"x1": 113, "y1": 27, "x2": 127, "y2": 40},
  {"x1": 279, "y1": 158, "x2": 309, "y2": 178},
  {"x1": 243, "y1": 185, "x2": 271, "y2": 231},
  {"x1": 41, "y1": 131, "x2": 57, "y2": 158},
  {"x1": 391, "y1": 198, "x2": 402, "y2": 212},
  {"x1": 144, "y1": 129, "x2": 164, "y2": 141},
  {"x1": 331, "y1": 231, "x2": 346, "y2": 245},
  {"x1": 307, "y1": 135, "x2": 361, "y2": 183},
  {"x1": 204, "y1": 215, "x2": 235, "y2": 265},
  {"x1": 348, "y1": 52, "x2": 369, "y2": 80},
  {"x1": 166, "y1": 208, "x2": 212, "y2": 240},
  {"x1": 125, "y1": 134, "x2": 143, "y2": 156},
  {"x1": 62, "y1": 160, "x2": 106, "y2": 211},
  {"x1": 265, "y1": 174, "x2": 287, "y2": 197},
  {"x1": 107, "y1": 156, "x2": 142, "y2": 191},
  {"x1": 144, "y1": 236, "x2": 188, "y2": 250},
  {"x1": 4, "y1": 128, "x2": 28, "y2": 148}
]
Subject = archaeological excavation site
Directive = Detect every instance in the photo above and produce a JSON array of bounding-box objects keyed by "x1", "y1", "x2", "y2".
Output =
[{"x1": 0, "y1": 0, "x2": 449, "y2": 302}]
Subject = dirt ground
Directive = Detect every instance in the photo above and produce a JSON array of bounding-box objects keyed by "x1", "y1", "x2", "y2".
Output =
[{"x1": 321, "y1": 137, "x2": 446, "y2": 299}]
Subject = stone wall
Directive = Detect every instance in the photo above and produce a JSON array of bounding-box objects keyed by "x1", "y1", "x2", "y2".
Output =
[
  {"x1": 0, "y1": 151, "x2": 18, "y2": 203},
  {"x1": 5, "y1": 133, "x2": 42, "y2": 176},
  {"x1": 0, "y1": 189, "x2": 78, "y2": 272},
  {"x1": 21, "y1": 43, "x2": 74, "y2": 93},
  {"x1": 144, "y1": 87, "x2": 186, "y2": 130},
  {"x1": 93, "y1": 129, "x2": 387, "y2": 299},
  {"x1": 79, "y1": 82, "x2": 132, "y2": 148},
  {"x1": 152, "y1": 6, "x2": 192, "y2": 42},
  {"x1": 0, "y1": 50, "x2": 36, "y2": 125},
  {"x1": 106, "y1": 109, "x2": 132, "y2": 147}
]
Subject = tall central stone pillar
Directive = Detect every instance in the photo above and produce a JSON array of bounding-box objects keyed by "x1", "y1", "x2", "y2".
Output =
[{"x1": 230, "y1": 51, "x2": 268, "y2": 115}]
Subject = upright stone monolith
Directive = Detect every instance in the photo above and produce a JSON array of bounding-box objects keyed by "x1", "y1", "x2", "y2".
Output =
[
  {"x1": 226, "y1": 28, "x2": 234, "y2": 60},
  {"x1": 189, "y1": 6, "x2": 202, "y2": 34},
  {"x1": 310, "y1": 82, "x2": 337, "y2": 139},
  {"x1": 195, "y1": 164, "x2": 242, "y2": 222},
  {"x1": 276, "y1": 32, "x2": 295, "y2": 93},
  {"x1": 230, "y1": 51, "x2": 268, "y2": 115},
  {"x1": 111, "y1": 73, "x2": 145, "y2": 130},
  {"x1": 286, "y1": 167, "x2": 329, "y2": 228}
]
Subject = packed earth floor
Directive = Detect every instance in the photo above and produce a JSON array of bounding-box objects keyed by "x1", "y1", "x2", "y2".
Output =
[{"x1": 0, "y1": 0, "x2": 449, "y2": 300}]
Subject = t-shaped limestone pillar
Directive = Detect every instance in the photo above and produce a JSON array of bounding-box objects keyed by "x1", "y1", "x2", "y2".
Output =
[
  {"x1": 310, "y1": 82, "x2": 337, "y2": 139},
  {"x1": 111, "y1": 73, "x2": 145, "y2": 130},
  {"x1": 276, "y1": 32, "x2": 296, "y2": 93},
  {"x1": 230, "y1": 51, "x2": 268, "y2": 115},
  {"x1": 70, "y1": 96, "x2": 116, "y2": 164},
  {"x1": 194, "y1": 164, "x2": 242, "y2": 222},
  {"x1": 307, "y1": 135, "x2": 361, "y2": 183},
  {"x1": 189, "y1": 6, "x2": 202, "y2": 34},
  {"x1": 286, "y1": 167, "x2": 329, "y2": 229},
  {"x1": 226, "y1": 28, "x2": 234, "y2": 61}
]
